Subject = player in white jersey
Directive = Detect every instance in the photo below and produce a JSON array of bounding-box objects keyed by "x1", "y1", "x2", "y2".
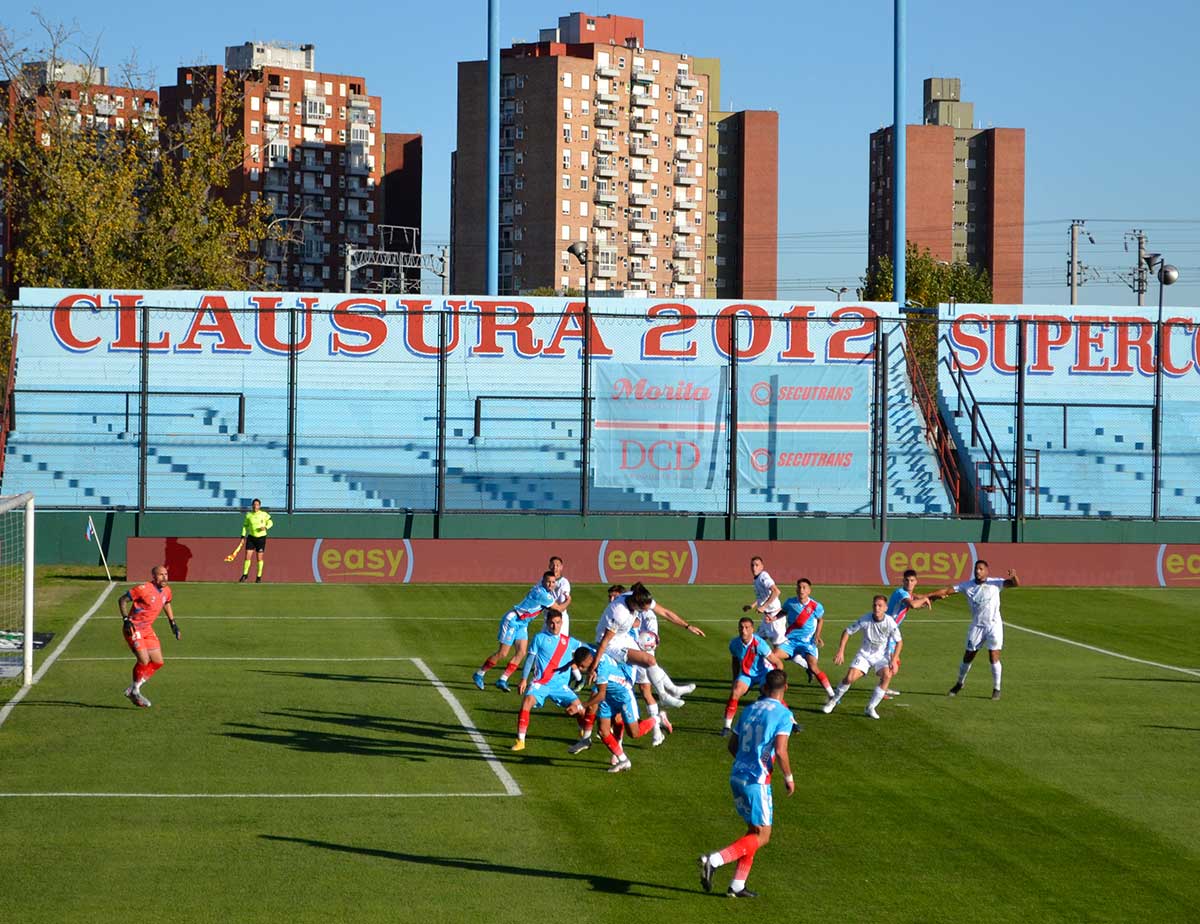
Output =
[
  {"x1": 590, "y1": 584, "x2": 686, "y2": 710},
  {"x1": 822, "y1": 595, "x2": 903, "y2": 719},
  {"x1": 543, "y1": 555, "x2": 572, "y2": 637},
  {"x1": 928, "y1": 559, "x2": 1019, "y2": 700},
  {"x1": 743, "y1": 556, "x2": 784, "y2": 645},
  {"x1": 624, "y1": 582, "x2": 704, "y2": 740}
]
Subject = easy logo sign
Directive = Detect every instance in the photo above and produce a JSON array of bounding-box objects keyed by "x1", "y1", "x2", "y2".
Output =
[{"x1": 311, "y1": 538, "x2": 413, "y2": 583}]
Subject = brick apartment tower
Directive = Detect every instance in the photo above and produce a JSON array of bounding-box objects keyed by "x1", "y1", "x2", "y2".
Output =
[
  {"x1": 868, "y1": 77, "x2": 1025, "y2": 304},
  {"x1": 451, "y1": 12, "x2": 777, "y2": 298},
  {"x1": 160, "y1": 42, "x2": 421, "y2": 292},
  {"x1": 1, "y1": 62, "x2": 159, "y2": 298}
]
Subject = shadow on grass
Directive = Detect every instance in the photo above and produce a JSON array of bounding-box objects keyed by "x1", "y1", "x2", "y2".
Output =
[
  {"x1": 14, "y1": 699, "x2": 127, "y2": 711},
  {"x1": 1144, "y1": 724, "x2": 1200, "y2": 732},
  {"x1": 259, "y1": 835, "x2": 693, "y2": 898},
  {"x1": 218, "y1": 708, "x2": 589, "y2": 768}
]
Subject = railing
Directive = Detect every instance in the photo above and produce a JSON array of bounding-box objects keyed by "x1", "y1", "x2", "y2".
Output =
[
  {"x1": 473, "y1": 395, "x2": 578, "y2": 439},
  {"x1": 974, "y1": 399, "x2": 1154, "y2": 450},
  {"x1": 902, "y1": 328, "x2": 963, "y2": 513},
  {"x1": 939, "y1": 334, "x2": 1014, "y2": 515},
  {"x1": 11, "y1": 388, "x2": 246, "y2": 435}
]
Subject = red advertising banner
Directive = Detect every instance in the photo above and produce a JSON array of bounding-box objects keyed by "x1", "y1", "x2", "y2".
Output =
[{"x1": 128, "y1": 537, "x2": 1183, "y2": 588}]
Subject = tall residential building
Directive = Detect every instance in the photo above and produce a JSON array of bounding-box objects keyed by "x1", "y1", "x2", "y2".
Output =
[
  {"x1": 1, "y1": 63, "x2": 159, "y2": 298},
  {"x1": 451, "y1": 12, "x2": 777, "y2": 299},
  {"x1": 868, "y1": 77, "x2": 1025, "y2": 304},
  {"x1": 160, "y1": 42, "x2": 421, "y2": 292}
]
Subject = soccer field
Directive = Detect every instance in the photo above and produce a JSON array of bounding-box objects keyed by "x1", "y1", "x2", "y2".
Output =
[{"x1": 2, "y1": 571, "x2": 1199, "y2": 923}]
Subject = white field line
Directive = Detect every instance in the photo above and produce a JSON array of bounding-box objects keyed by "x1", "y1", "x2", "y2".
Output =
[
  {"x1": 1005, "y1": 622, "x2": 1200, "y2": 678},
  {"x1": 0, "y1": 792, "x2": 514, "y2": 799},
  {"x1": 2, "y1": 655, "x2": 522, "y2": 801},
  {"x1": 60, "y1": 656, "x2": 418, "y2": 662},
  {"x1": 410, "y1": 656, "x2": 522, "y2": 797},
  {"x1": 0, "y1": 581, "x2": 117, "y2": 730}
]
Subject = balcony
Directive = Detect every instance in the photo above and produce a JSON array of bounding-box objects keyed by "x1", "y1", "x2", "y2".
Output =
[
  {"x1": 596, "y1": 264, "x2": 617, "y2": 278},
  {"x1": 674, "y1": 174, "x2": 698, "y2": 186},
  {"x1": 300, "y1": 159, "x2": 325, "y2": 172},
  {"x1": 630, "y1": 118, "x2": 652, "y2": 133},
  {"x1": 629, "y1": 241, "x2": 653, "y2": 256},
  {"x1": 631, "y1": 142, "x2": 653, "y2": 157},
  {"x1": 629, "y1": 168, "x2": 652, "y2": 181},
  {"x1": 596, "y1": 90, "x2": 618, "y2": 104},
  {"x1": 672, "y1": 197, "x2": 695, "y2": 210},
  {"x1": 675, "y1": 98, "x2": 700, "y2": 114},
  {"x1": 266, "y1": 111, "x2": 289, "y2": 123},
  {"x1": 347, "y1": 161, "x2": 371, "y2": 175},
  {"x1": 267, "y1": 88, "x2": 289, "y2": 99},
  {"x1": 673, "y1": 271, "x2": 697, "y2": 283},
  {"x1": 594, "y1": 190, "x2": 618, "y2": 205},
  {"x1": 673, "y1": 223, "x2": 697, "y2": 235},
  {"x1": 629, "y1": 218, "x2": 653, "y2": 231},
  {"x1": 346, "y1": 185, "x2": 370, "y2": 198},
  {"x1": 632, "y1": 68, "x2": 655, "y2": 84},
  {"x1": 348, "y1": 93, "x2": 370, "y2": 107},
  {"x1": 595, "y1": 138, "x2": 618, "y2": 153},
  {"x1": 629, "y1": 193, "x2": 652, "y2": 206},
  {"x1": 595, "y1": 111, "x2": 619, "y2": 128},
  {"x1": 676, "y1": 74, "x2": 699, "y2": 88},
  {"x1": 675, "y1": 123, "x2": 700, "y2": 137},
  {"x1": 593, "y1": 214, "x2": 617, "y2": 229},
  {"x1": 675, "y1": 148, "x2": 698, "y2": 161},
  {"x1": 630, "y1": 268, "x2": 653, "y2": 281},
  {"x1": 596, "y1": 163, "x2": 618, "y2": 178},
  {"x1": 596, "y1": 65, "x2": 619, "y2": 79},
  {"x1": 673, "y1": 245, "x2": 698, "y2": 259},
  {"x1": 263, "y1": 172, "x2": 289, "y2": 192}
]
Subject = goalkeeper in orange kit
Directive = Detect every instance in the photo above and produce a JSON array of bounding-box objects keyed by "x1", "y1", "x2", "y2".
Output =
[{"x1": 230, "y1": 498, "x2": 273, "y2": 583}]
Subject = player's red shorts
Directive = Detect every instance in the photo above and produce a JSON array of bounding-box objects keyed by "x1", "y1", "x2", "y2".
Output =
[{"x1": 124, "y1": 624, "x2": 160, "y2": 654}]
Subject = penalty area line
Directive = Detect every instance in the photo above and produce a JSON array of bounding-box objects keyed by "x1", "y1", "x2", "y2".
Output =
[
  {"x1": 0, "y1": 791, "x2": 517, "y2": 800},
  {"x1": 1006, "y1": 622, "x2": 1200, "y2": 678},
  {"x1": 410, "y1": 656, "x2": 522, "y2": 798},
  {"x1": 0, "y1": 581, "x2": 118, "y2": 731}
]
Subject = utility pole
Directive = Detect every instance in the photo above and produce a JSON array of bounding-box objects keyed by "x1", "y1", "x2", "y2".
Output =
[
  {"x1": 440, "y1": 246, "x2": 449, "y2": 296},
  {"x1": 1068, "y1": 219, "x2": 1082, "y2": 305},
  {"x1": 1134, "y1": 229, "x2": 1147, "y2": 306}
]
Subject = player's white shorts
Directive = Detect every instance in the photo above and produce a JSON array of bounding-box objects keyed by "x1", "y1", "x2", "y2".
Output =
[
  {"x1": 757, "y1": 612, "x2": 785, "y2": 646},
  {"x1": 965, "y1": 620, "x2": 1003, "y2": 652},
  {"x1": 632, "y1": 665, "x2": 649, "y2": 686},
  {"x1": 605, "y1": 633, "x2": 636, "y2": 663},
  {"x1": 850, "y1": 650, "x2": 892, "y2": 676}
]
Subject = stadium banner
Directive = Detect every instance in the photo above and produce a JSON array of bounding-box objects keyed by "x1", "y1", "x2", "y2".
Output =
[
  {"x1": 941, "y1": 303, "x2": 1200, "y2": 399},
  {"x1": 128, "y1": 537, "x2": 1183, "y2": 587}
]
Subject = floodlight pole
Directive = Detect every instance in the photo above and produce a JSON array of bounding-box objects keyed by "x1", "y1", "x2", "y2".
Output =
[
  {"x1": 893, "y1": 0, "x2": 906, "y2": 309},
  {"x1": 580, "y1": 249, "x2": 591, "y2": 516}
]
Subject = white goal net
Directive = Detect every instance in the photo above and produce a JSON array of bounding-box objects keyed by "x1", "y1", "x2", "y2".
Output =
[{"x1": 0, "y1": 492, "x2": 35, "y2": 686}]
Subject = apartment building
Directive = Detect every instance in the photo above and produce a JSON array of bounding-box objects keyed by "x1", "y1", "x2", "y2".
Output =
[
  {"x1": 452, "y1": 12, "x2": 777, "y2": 299},
  {"x1": 1, "y1": 62, "x2": 159, "y2": 298},
  {"x1": 868, "y1": 77, "x2": 1025, "y2": 304},
  {"x1": 160, "y1": 42, "x2": 420, "y2": 292}
]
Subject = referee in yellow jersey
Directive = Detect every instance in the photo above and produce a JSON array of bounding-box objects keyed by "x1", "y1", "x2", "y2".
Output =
[{"x1": 239, "y1": 498, "x2": 274, "y2": 583}]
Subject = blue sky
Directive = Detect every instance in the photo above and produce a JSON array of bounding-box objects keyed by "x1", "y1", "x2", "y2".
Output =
[{"x1": 9, "y1": 0, "x2": 1199, "y2": 307}]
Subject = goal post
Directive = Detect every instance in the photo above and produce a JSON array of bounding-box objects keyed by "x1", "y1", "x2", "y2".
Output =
[{"x1": 0, "y1": 492, "x2": 35, "y2": 687}]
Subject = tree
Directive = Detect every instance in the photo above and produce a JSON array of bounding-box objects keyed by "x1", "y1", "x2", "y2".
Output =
[
  {"x1": 0, "y1": 18, "x2": 269, "y2": 381},
  {"x1": 862, "y1": 243, "x2": 993, "y2": 385}
]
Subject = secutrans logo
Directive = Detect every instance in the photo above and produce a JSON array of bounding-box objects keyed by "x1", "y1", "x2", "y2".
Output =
[
  {"x1": 597, "y1": 540, "x2": 698, "y2": 584},
  {"x1": 879, "y1": 542, "x2": 977, "y2": 586}
]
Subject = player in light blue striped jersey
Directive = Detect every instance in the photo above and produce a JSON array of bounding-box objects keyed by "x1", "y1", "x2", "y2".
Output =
[{"x1": 699, "y1": 669, "x2": 796, "y2": 899}]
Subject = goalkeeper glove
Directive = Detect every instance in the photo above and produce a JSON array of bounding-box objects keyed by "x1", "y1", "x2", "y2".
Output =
[
  {"x1": 169, "y1": 620, "x2": 181, "y2": 640},
  {"x1": 123, "y1": 617, "x2": 140, "y2": 641}
]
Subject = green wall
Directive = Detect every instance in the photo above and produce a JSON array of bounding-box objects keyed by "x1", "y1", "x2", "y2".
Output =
[{"x1": 38, "y1": 509, "x2": 1200, "y2": 567}]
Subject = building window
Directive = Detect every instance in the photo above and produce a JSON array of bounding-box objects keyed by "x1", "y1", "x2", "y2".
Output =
[{"x1": 562, "y1": 175, "x2": 571, "y2": 189}]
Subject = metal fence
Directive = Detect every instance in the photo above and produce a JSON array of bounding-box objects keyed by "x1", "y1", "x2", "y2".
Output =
[{"x1": 3, "y1": 301, "x2": 1198, "y2": 522}]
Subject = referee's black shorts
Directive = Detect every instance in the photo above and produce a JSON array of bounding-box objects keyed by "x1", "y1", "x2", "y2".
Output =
[{"x1": 246, "y1": 535, "x2": 267, "y2": 553}]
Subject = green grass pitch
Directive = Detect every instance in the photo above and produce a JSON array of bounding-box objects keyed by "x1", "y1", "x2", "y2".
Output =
[{"x1": 2, "y1": 569, "x2": 1198, "y2": 922}]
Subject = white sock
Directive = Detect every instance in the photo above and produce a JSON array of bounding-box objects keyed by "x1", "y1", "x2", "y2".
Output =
[
  {"x1": 648, "y1": 702, "x2": 659, "y2": 717},
  {"x1": 722, "y1": 717, "x2": 733, "y2": 729},
  {"x1": 730, "y1": 878, "x2": 747, "y2": 892},
  {"x1": 958, "y1": 661, "x2": 972, "y2": 683},
  {"x1": 709, "y1": 852, "x2": 726, "y2": 868},
  {"x1": 647, "y1": 664, "x2": 670, "y2": 694},
  {"x1": 868, "y1": 686, "x2": 886, "y2": 710},
  {"x1": 834, "y1": 683, "x2": 850, "y2": 702},
  {"x1": 134, "y1": 679, "x2": 145, "y2": 693},
  {"x1": 991, "y1": 661, "x2": 1002, "y2": 689}
]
